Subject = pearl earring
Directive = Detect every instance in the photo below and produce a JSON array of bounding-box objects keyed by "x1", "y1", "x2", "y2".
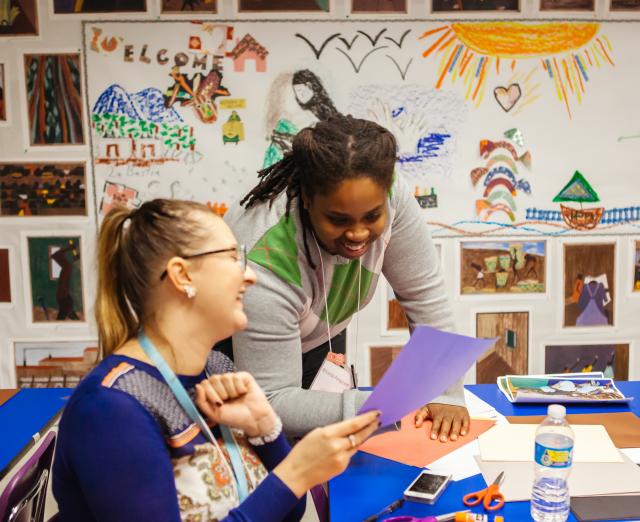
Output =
[{"x1": 184, "y1": 285, "x2": 197, "y2": 299}]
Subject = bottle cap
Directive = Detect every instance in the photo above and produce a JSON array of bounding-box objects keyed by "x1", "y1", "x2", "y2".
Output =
[{"x1": 548, "y1": 404, "x2": 566, "y2": 418}]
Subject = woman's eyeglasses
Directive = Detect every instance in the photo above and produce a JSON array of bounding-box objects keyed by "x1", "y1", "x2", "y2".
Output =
[{"x1": 160, "y1": 244, "x2": 247, "y2": 280}]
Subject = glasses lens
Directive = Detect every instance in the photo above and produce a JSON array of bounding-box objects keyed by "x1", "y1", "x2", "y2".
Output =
[{"x1": 239, "y1": 245, "x2": 247, "y2": 271}]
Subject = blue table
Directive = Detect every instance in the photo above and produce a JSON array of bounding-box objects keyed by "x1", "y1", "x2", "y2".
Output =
[
  {"x1": 0, "y1": 388, "x2": 71, "y2": 481},
  {"x1": 329, "y1": 381, "x2": 640, "y2": 522}
]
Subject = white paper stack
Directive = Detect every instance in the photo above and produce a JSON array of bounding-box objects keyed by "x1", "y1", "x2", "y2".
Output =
[{"x1": 475, "y1": 423, "x2": 640, "y2": 500}]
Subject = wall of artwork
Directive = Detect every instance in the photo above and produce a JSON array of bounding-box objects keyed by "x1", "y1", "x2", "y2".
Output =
[{"x1": 1, "y1": 0, "x2": 640, "y2": 388}]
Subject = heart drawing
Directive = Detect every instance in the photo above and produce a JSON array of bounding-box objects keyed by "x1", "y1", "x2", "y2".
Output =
[{"x1": 493, "y1": 83, "x2": 522, "y2": 112}]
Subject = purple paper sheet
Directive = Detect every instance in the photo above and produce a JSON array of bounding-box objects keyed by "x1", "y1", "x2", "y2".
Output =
[{"x1": 358, "y1": 325, "x2": 496, "y2": 426}]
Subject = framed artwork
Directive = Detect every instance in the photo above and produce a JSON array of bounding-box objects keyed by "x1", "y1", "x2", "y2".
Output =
[
  {"x1": 161, "y1": 0, "x2": 216, "y2": 12},
  {"x1": 13, "y1": 339, "x2": 98, "y2": 388},
  {"x1": 545, "y1": 343, "x2": 629, "y2": 380},
  {"x1": 633, "y1": 240, "x2": 640, "y2": 293},
  {"x1": 351, "y1": 0, "x2": 406, "y2": 11},
  {"x1": 239, "y1": 0, "x2": 328, "y2": 11},
  {"x1": 0, "y1": 162, "x2": 87, "y2": 217},
  {"x1": 0, "y1": 0, "x2": 38, "y2": 37},
  {"x1": 386, "y1": 284, "x2": 409, "y2": 331},
  {"x1": 23, "y1": 233, "x2": 86, "y2": 325},
  {"x1": 0, "y1": 247, "x2": 12, "y2": 305},
  {"x1": 540, "y1": 0, "x2": 594, "y2": 9},
  {"x1": 383, "y1": 243, "x2": 442, "y2": 334},
  {"x1": 610, "y1": 0, "x2": 640, "y2": 9},
  {"x1": 431, "y1": 0, "x2": 518, "y2": 11},
  {"x1": 23, "y1": 54, "x2": 84, "y2": 146},
  {"x1": 459, "y1": 240, "x2": 546, "y2": 296},
  {"x1": 369, "y1": 345, "x2": 402, "y2": 386},
  {"x1": 0, "y1": 64, "x2": 6, "y2": 123},
  {"x1": 475, "y1": 310, "x2": 529, "y2": 384},
  {"x1": 563, "y1": 242, "x2": 615, "y2": 328},
  {"x1": 52, "y1": 0, "x2": 146, "y2": 13}
]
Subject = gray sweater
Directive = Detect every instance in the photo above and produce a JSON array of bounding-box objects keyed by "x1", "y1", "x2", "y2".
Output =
[{"x1": 225, "y1": 175, "x2": 464, "y2": 437}]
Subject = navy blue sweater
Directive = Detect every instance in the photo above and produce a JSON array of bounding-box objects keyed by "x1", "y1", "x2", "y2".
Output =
[{"x1": 52, "y1": 352, "x2": 305, "y2": 521}]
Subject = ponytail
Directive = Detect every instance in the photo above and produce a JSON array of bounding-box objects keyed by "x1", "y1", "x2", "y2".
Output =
[
  {"x1": 95, "y1": 199, "x2": 213, "y2": 359},
  {"x1": 95, "y1": 206, "x2": 138, "y2": 358}
]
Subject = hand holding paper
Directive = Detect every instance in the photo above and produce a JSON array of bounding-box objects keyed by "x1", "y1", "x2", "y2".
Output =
[{"x1": 358, "y1": 325, "x2": 496, "y2": 427}]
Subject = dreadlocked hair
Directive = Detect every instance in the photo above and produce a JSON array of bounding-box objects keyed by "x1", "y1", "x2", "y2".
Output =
[{"x1": 241, "y1": 114, "x2": 397, "y2": 267}]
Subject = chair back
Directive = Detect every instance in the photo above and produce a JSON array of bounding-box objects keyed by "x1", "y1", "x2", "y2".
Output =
[
  {"x1": 0, "y1": 431, "x2": 57, "y2": 522},
  {"x1": 309, "y1": 484, "x2": 329, "y2": 522}
]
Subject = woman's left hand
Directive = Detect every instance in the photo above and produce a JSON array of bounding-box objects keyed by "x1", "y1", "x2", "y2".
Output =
[
  {"x1": 195, "y1": 371, "x2": 278, "y2": 438},
  {"x1": 414, "y1": 403, "x2": 470, "y2": 442}
]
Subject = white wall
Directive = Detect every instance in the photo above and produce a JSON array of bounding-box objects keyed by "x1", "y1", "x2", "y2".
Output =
[{"x1": 2, "y1": 0, "x2": 640, "y2": 388}]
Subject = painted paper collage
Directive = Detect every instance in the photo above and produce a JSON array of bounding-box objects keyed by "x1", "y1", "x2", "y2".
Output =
[
  {"x1": 1, "y1": 14, "x2": 640, "y2": 388},
  {"x1": 84, "y1": 21, "x2": 640, "y2": 240}
]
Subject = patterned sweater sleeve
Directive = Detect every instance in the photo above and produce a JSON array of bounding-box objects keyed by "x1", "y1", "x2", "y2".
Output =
[{"x1": 381, "y1": 177, "x2": 465, "y2": 407}]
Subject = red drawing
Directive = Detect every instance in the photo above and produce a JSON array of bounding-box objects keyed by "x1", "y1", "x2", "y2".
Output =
[
  {"x1": 164, "y1": 66, "x2": 230, "y2": 123},
  {"x1": 100, "y1": 182, "x2": 140, "y2": 216}
]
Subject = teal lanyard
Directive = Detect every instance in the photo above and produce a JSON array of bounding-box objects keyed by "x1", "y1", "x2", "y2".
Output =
[{"x1": 137, "y1": 331, "x2": 249, "y2": 502}]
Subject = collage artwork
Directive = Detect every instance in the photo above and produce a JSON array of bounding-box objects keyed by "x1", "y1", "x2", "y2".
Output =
[{"x1": 1, "y1": 1, "x2": 640, "y2": 388}]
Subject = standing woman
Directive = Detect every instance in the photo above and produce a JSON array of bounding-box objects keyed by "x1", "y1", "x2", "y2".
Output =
[
  {"x1": 52, "y1": 200, "x2": 379, "y2": 521},
  {"x1": 224, "y1": 114, "x2": 469, "y2": 441}
]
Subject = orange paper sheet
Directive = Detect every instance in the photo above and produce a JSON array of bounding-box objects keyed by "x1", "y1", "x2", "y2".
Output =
[{"x1": 360, "y1": 411, "x2": 496, "y2": 468}]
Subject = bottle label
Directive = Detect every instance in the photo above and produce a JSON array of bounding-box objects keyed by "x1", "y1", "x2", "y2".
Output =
[{"x1": 535, "y1": 442, "x2": 573, "y2": 468}]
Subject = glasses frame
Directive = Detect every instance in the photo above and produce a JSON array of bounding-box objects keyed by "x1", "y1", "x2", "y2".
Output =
[{"x1": 160, "y1": 244, "x2": 247, "y2": 280}]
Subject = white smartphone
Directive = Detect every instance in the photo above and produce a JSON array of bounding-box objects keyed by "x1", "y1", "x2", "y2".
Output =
[{"x1": 403, "y1": 470, "x2": 452, "y2": 504}]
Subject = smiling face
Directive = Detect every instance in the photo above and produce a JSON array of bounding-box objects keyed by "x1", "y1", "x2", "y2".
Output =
[
  {"x1": 303, "y1": 176, "x2": 388, "y2": 260},
  {"x1": 187, "y1": 214, "x2": 256, "y2": 338}
]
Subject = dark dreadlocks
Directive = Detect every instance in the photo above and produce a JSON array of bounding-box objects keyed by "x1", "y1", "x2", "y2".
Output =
[{"x1": 240, "y1": 114, "x2": 397, "y2": 266}]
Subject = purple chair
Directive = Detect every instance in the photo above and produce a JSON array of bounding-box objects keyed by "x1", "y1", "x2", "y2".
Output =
[
  {"x1": 310, "y1": 484, "x2": 329, "y2": 522},
  {"x1": 0, "y1": 431, "x2": 57, "y2": 522}
]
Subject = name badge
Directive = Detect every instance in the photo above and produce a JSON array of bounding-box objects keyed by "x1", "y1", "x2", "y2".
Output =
[
  {"x1": 326, "y1": 352, "x2": 345, "y2": 366},
  {"x1": 309, "y1": 358, "x2": 352, "y2": 393}
]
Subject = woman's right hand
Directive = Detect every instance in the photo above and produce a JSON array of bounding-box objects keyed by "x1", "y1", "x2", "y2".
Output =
[{"x1": 273, "y1": 410, "x2": 381, "y2": 498}]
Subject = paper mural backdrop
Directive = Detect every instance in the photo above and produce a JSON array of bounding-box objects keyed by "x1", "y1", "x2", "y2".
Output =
[
  {"x1": 635, "y1": 240, "x2": 640, "y2": 292},
  {"x1": 13, "y1": 340, "x2": 98, "y2": 388},
  {"x1": 0, "y1": 64, "x2": 5, "y2": 122},
  {"x1": 0, "y1": 0, "x2": 38, "y2": 36},
  {"x1": 563, "y1": 242, "x2": 615, "y2": 328},
  {"x1": 476, "y1": 311, "x2": 529, "y2": 384},
  {"x1": 161, "y1": 0, "x2": 217, "y2": 13},
  {"x1": 460, "y1": 240, "x2": 545, "y2": 295},
  {"x1": 83, "y1": 21, "x2": 640, "y2": 238},
  {"x1": 52, "y1": 1, "x2": 147, "y2": 13},
  {"x1": 0, "y1": 248, "x2": 11, "y2": 303},
  {"x1": 24, "y1": 54, "x2": 84, "y2": 146},
  {"x1": 25, "y1": 235, "x2": 84, "y2": 323},
  {"x1": 545, "y1": 343, "x2": 629, "y2": 380},
  {"x1": 0, "y1": 162, "x2": 87, "y2": 217}
]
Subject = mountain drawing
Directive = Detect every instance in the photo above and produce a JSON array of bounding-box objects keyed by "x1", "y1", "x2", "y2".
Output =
[{"x1": 92, "y1": 84, "x2": 182, "y2": 124}]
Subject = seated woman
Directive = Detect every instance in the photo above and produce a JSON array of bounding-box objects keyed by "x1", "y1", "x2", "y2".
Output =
[{"x1": 52, "y1": 199, "x2": 379, "y2": 522}]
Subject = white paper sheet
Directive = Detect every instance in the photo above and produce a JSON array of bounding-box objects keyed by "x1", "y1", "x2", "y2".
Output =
[
  {"x1": 621, "y1": 447, "x2": 640, "y2": 464},
  {"x1": 475, "y1": 452, "x2": 640, "y2": 501},
  {"x1": 427, "y1": 439, "x2": 481, "y2": 481},
  {"x1": 464, "y1": 389, "x2": 507, "y2": 424},
  {"x1": 478, "y1": 424, "x2": 623, "y2": 463}
]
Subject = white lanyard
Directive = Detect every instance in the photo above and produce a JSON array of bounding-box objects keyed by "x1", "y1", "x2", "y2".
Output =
[{"x1": 312, "y1": 233, "x2": 361, "y2": 389}]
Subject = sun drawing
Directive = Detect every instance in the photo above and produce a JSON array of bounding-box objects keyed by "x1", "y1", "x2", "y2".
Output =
[{"x1": 420, "y1": 22, "x2": 614, "y2": 118}]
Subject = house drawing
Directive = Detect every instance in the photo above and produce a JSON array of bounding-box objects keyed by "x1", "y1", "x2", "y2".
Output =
[{"x1": 227, "y1": 34, "x2": 268, "y2": 73}]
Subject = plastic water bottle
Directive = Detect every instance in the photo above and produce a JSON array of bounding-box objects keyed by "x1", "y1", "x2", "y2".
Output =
[{"x1": 531, "y1": 404, "x2": 574, "y2": 522}]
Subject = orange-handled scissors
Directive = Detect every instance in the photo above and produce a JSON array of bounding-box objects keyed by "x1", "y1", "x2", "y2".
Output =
[{"x1": 462, "y1": 471, "x2": 505, "y2": 511}]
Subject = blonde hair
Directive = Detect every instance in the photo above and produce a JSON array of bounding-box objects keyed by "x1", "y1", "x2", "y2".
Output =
[{"x1": 95, "y1": 199, "x2": 213, "y2": 358}]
